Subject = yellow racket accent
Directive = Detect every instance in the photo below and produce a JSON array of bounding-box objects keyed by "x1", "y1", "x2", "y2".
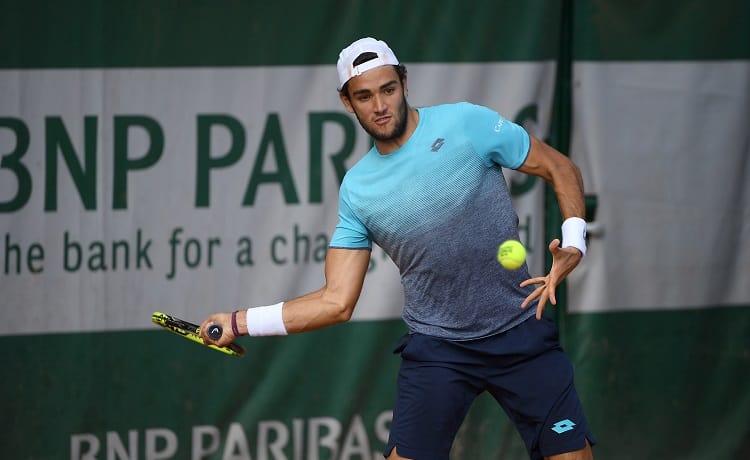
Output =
[{"x1": 152, "y1": 311, "x2": 245, "y2": 357}]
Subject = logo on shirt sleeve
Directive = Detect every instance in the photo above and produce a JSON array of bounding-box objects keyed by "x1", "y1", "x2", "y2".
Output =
[{"x1": 494, "y1": 117, "x2": 505, "y2": 132}]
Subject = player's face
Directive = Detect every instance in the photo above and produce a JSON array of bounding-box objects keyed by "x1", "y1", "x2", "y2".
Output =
[{"x1": 340, "y1": 66, "x2": 408, "y2": 143}]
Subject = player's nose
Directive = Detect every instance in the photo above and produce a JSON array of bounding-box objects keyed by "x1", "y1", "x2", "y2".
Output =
[{"x1": 373, "y1": 94, "x2": 386, "y2": 113}]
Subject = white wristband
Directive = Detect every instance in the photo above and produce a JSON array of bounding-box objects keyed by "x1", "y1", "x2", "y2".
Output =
[
  {"x1": 561, "y1": 217, "x2": 587, "y2": 256},
  {"x1": 245, "y1": 302, "x2": 288, "y2": 336}
]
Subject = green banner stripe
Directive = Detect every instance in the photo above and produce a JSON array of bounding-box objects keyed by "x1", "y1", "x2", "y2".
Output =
[
  {"x1": 0, "y1": 319, "x2": 408, "y2": 458},
  {"x1": 3, "y1": 307, "x2": 749, "y2": 458},
  {"x1": 574, "y1": 0, "x2": 750, "y2": 60},
  {"x1": 566, "y1": 305, "x2": 750, "y2": 459},
  {"x1": 3, "y1": 1, "x2": 748, "y2": 68},
  {"x1": 0, "y1": 0, "x2": 559, "y2": 69}
]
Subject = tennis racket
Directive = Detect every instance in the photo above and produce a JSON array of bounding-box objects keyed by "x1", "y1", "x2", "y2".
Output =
[{"x1": 151, "y1": 311, "x2": 246, "y2": 357}]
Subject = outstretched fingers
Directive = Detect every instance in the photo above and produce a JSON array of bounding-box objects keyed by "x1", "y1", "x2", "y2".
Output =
[{"x1": 520, "y1": 276, "x2": 558, "y2": 319}]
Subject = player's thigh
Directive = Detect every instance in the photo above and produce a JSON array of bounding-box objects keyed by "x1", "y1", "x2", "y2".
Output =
[
  {"x1": 387, "y1": 348, "x2": 482, "y2": 458},
  {"x1": 489, "y1": 346, "x2": 591, "y2": 458},
  {"x1": 389, "y1": 362, "x2": 479, "y2": 457}
]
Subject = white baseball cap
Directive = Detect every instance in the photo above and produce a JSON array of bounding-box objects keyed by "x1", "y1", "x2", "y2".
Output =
[{"x1": 337, "y1": 37, "x2": 399, "y2": 90}]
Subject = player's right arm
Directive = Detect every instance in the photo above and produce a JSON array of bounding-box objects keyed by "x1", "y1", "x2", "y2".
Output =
[
  {"x1": 199, "y1": 247, "x2": 371, "y2": 345},
  {"x1": 278, "y1": 247, "x2": 371, "y2": 333}
]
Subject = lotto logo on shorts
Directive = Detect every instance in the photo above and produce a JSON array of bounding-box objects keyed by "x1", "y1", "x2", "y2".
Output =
[{"x1": 551, "y1": 419, "x2": 576, "y2": 434}]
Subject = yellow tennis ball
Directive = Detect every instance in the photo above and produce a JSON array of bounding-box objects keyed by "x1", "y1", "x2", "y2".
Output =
[{"x1": 497, "y1": 239, "x2": 526, "y2": 270}]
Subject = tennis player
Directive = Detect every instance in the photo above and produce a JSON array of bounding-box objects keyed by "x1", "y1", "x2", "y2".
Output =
[{"x1": 202, "y1": 37, "x2": 595, "y2": 460}]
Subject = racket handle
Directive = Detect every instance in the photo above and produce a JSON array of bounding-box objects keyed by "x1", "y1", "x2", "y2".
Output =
[{"x1": 206, "y1": 324, "x2": 223, "y2": 340}]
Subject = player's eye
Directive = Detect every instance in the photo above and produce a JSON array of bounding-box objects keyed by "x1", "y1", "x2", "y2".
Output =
[{"x1": 384, "y1": 86, "x2": 396, "y2": 95}]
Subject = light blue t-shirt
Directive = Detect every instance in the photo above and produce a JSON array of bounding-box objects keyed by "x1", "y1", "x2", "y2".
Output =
[{"x1": 331, "y1": 102, "x2": 537, "y2": 340}]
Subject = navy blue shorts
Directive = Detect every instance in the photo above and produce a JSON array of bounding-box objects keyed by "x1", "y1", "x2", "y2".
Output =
[{"x1": 384, "y1": 316, "x2": 595, "y2": 460}]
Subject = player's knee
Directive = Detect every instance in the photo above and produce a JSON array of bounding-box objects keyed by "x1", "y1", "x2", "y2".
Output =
[
  {"x1": 544, "y1": 438, "x2": 594, "y2": 460},
  {"x1": 386, "y1": 446, "x2": 414, "y2": 460}
]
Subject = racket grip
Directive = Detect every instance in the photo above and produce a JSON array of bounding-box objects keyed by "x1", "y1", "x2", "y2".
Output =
[{"x1": 206, "y1": 324, "x2": 223, "y2": 340}]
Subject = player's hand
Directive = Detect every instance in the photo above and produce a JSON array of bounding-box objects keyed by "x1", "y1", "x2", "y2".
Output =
[
  {"x1": 199, "y1": 312, "x2": 235, "y2": 346},
  {"x1": 520, "y1": 238, "x2": 582, "y2": 319}
]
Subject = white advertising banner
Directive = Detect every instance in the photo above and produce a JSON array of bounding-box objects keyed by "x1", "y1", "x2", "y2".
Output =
[
  {"x1": 569, "y1": 61, "x2": 750, "y2": 313},
  {"x1": 0, "y1": 62, "x2": 555, "y2": 334}
]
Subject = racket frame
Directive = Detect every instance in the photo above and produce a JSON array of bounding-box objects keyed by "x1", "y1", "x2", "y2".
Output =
[{"x1": 152, "y1": 311, "x2": 246, "y2": 357}]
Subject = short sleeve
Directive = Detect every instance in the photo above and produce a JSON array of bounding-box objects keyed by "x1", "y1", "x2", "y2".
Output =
[
  {"x1": 461, "y1": 102, "x2": 530, "y2": 170},
  {"x1": 329, "y1": 182, "x2": 372, "y2": 249}
]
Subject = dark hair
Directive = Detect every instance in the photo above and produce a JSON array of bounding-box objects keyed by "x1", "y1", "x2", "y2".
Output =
[{"x1": 339, "y1": 52, "x2": 407, "y2": 97}]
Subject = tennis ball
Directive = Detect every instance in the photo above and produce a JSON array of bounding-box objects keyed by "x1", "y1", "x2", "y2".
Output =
[{"x1": 497, "y1": 239, "x2": 526, "y2": 270}]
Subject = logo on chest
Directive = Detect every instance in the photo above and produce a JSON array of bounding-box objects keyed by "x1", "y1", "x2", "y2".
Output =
[{"x1": 430, "y1": 138, "x2": 446, "y2": 152}]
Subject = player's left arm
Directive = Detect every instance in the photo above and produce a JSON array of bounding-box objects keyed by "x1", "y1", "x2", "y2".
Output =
[
  {"x1": 515, "y1": 134, "x2": 586, "y2": 318},
  {"x1": 516, "y1": 134, "x2": 585, "y2": 220}
]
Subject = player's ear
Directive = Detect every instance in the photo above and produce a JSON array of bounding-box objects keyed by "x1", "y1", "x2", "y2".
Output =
[{"x1": 339, "y1": 91, "x2": 354, "y2": 113}]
